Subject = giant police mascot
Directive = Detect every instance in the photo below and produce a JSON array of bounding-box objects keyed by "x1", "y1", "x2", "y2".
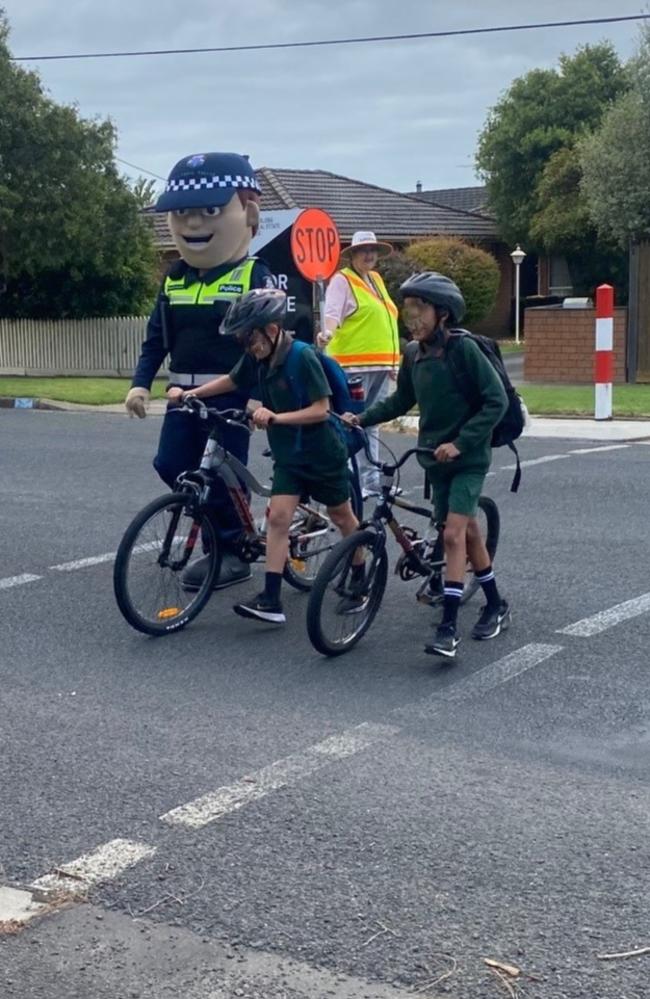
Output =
[{"x1": 125, "y1": 152, "x2": 274, "y2": 589}]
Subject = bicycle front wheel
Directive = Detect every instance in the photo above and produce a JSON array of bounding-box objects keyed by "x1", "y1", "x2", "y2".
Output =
[
  {"x1": 113, "y1": 493, "x2": 221, "y2": 636},
  {"x1": 306, "y1": 529, "x2": 388, "y2": 657},
  {"x1": 460, "y1": 495, "x2": 501, "y2": 605}
]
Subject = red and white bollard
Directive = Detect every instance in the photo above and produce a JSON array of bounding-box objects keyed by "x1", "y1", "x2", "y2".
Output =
[{"x1": 595, "y1": 284, "x2": 614, "y2": 421}]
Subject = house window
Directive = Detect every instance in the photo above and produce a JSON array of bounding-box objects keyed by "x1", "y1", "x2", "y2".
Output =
[{"x1": 549, "y1": 256, "x2": 573, "y2": 297}]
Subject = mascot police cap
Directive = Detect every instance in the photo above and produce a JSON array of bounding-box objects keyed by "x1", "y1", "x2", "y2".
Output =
[{"x1": 155, "y1": 152, "x2": 261, "y2": 212}]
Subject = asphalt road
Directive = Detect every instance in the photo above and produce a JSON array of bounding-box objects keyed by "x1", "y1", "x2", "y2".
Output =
[{"x1": 1, "y1": 410, "x2": 649, "y2": 999}]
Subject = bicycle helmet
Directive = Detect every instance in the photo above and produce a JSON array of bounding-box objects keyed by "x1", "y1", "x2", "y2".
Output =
[
  {"x1": 399, "y1": 271, "x2": 466, "y2": 325},
  {"x1": 220, "y1": 288, "x2": 287, "y2": 343}
]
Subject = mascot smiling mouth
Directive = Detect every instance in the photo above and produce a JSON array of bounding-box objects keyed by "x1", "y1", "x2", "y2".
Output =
[{"x1": 181, "y1": 234, "x2": 214, "y2": 245}]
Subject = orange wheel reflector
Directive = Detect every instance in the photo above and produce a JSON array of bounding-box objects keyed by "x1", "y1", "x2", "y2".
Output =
[{"x1": 157, "y1": 607, "x2": 181, "y2": 620}]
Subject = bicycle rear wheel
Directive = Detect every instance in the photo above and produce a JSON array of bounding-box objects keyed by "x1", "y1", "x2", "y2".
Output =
[
  {"x1": 306, "y1": 529, "x2": 388, "y2": 657},
  {"x1": 113, "y1": 492, "x2": 220, "y2": 636},
  {"x1": 284, "y1": 504, "x2": 337, "y2": 593},
  {"x1": 460, "y1": 496, "x2": 500, "y2": 605}
]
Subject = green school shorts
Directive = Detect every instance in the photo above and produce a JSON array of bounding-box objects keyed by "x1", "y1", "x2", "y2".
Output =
[
  {"x1": 272, "y1": 462, "x2": 351, "y2": 508},
  {"x1": 426, "y1": 466, "x2": 487, "y2": 521}
]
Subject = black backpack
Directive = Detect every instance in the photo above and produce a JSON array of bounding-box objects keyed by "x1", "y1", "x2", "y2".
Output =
[{"x1": 446, "y1": 330, "x2": 525, "y2": 493}]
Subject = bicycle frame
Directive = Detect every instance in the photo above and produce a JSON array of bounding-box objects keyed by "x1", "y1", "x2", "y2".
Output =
[
  {"x1": 357, "y1": 446, "x2": 447, "y2": 602},
  {"x1": 172, "y1": 401, "x2": 336, "y2": 560}
]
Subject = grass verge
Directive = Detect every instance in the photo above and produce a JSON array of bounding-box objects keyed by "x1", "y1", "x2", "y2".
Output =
[
  {"x1": 1, "y1": 376, "x2": 649, "y2": 417},
  {"x1": 520, "y1": 384, "x2": 650, "y2": 418},
  {"x1": 0, "y1": 377, "x2": 167, "y2": 405}
]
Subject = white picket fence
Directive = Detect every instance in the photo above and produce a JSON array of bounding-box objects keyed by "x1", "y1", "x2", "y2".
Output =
[{"x1": 0, "y1": 316, "x2": 167, "y2": 377}]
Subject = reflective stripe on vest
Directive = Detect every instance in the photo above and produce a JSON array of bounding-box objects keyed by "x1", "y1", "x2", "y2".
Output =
[
  {"x1": 326, "y1": 268, "x2": 399, "y2": 369},
  {"x1": 163, "y1": 258, "x2": 256, "y2": 305}
]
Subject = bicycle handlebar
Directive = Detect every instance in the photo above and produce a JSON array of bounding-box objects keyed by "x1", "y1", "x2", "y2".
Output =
[{"x1": 179, "y1": 395, "x2": 251, "y2": 432}]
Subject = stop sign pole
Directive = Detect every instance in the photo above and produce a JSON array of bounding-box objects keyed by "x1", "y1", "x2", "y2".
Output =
[{"x1": 290, "y1": 208, "x2": 341, "y2": 344}]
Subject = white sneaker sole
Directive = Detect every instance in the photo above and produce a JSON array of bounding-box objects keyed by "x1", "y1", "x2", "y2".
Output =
[
  {"x1": 233, "y1": 605, "x2": 286, "y2": 624},
  {"x1": 425, "y1": 638, "x2": 460, "y2": 658},
  {"x1": 472, "y1": 610, "x2": 511, "y2": 641}
]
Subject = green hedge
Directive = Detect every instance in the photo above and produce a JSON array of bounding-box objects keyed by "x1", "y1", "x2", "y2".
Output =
[{"x1": 400, "y1": 237, "x2": 500, "y2": 326}]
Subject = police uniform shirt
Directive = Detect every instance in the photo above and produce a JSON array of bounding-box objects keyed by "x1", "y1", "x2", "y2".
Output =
[{"x1": 132, "y1": 256, "x2": 275, "y2": 389}]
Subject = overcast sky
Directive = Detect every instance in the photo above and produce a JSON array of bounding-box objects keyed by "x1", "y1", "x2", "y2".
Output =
[{"x1": 4, "y1": 1, "x2": 645, "y2": 196}]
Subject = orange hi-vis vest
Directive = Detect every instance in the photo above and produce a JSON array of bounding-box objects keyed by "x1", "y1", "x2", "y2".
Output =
[{"x1": 326, "y1": 267, "x2": 399, "y2": 370}]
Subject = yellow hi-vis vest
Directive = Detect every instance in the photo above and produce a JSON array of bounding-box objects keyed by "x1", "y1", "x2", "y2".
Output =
[
  {"x1": 326, "y1": 267, "x2": 399, "y2": 370},
  {"x1": 163, "y1": 258, "x2": 256, "y2": 376},
  {"x1": 163, "y1": 258, "x2": 256, "y2": 307}
]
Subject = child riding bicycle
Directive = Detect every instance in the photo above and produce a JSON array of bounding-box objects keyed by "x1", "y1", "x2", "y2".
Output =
[
  {"x1": 167, "y1": 288, "x2": 361, "y2": 625},
  {"x1": 344, "y1": 271, "x2": 510, "y2": 659}
]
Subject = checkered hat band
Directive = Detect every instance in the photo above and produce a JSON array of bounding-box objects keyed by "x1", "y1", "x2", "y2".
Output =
[{"x1": 166, "y1": 175, "x2": 260, "y2": 192}]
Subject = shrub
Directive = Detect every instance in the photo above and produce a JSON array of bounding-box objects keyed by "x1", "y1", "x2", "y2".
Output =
[{"x1": 402, "y1": 237, "x2": 500, "y2": 325}]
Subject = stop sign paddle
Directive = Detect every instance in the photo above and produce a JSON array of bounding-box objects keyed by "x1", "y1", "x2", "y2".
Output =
[{"x1": 290, "y1": 208, "x2": 340, "y2": 283}]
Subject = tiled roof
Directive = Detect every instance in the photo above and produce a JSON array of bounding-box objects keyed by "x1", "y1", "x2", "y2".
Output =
[
  {"x1": 144, "y1": 169, "x2": 499, "y2": 249},
  {"x1": 408, "y1": 185, "x2": 492, "y2": 216},
  {"x1": 257, "y1": 168, "x2": 498, "y2": 241}
]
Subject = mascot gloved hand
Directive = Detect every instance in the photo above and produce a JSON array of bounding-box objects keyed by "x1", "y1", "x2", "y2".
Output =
[{"x1": 125, "y1": 386, "x2": 150, "y2": 419}]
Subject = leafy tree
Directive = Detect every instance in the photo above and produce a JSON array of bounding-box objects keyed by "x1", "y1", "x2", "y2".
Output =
[
  {"x1": 0, "y1": 10, "x2": 157, "y2": 317},
  {"x1": 476, "y1": 44, "x2": 628, "y2": 249},
  {"x1": 580, "y1": 27, "x2": 650, "y2": 247},
  {"x1": 131, "y1": 177, "x2": 158, "y2": 210},
  {"x1": 530, "y1": 146, "x2": 628, "y2": 297},
  {"x1": 402, "y1": 237, "x2": 500, "y2": 326}
]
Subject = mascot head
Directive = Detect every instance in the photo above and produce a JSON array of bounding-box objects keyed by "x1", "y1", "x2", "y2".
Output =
[{"x1": 155, "y1": 152, "x2": 261, "y2": 270}]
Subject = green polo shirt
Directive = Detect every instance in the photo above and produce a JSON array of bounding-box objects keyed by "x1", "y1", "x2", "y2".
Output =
[
  {"x1": 359, "y1": 335, "x2": 507, "y2": 472},
  {"x1": 229, "y1": 334, "x2": 348, "y2": 469}
]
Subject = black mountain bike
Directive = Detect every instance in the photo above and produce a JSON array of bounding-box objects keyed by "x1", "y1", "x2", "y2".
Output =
[
  {"x1": 306, "y1": 445, "x2": 500, "y2": 657},
  {"x1": 114, "y1": 398, "x2": 361, "y2": 636}
]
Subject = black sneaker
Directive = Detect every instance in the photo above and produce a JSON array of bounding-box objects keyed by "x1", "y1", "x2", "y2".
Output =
[
  {"x1": 425, "y1": 623, "x2": 460, "y2": 658},
  {"x1": 233, "y1": 593, "x2": 286, "y2": 624},
  {"x1": 182, "y1": 553, "x2": 251, "y2": 592},
  {"x1": 336, "y1": 591, "x2": 370, "y2": 615},
  {"x1": 335, "y1": 568, "x2": 369, "y2": 615},
  {"x1": 471, "y1": 600, "x2": 511, "y2": 640}
]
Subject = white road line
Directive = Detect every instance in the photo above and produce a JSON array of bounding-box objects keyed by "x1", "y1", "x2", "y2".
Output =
[
  {"x1": 558, "y1": 592, "x2": 650, "y2": 637},
  {"x1": 0, "y1": 573, "x2": 42, "y2": 589},
  {"x1": 569, "y1": 444, "x2": 630, "y2": 455},
  {"x1": 50, "y1": 552, "x2": 116, "y2": 571},
  {"x1": 435, "y1": 643, "x2": 563, "y2": 702},
  {"x1": 401, "y1": 643, "x2": 563, "y2": 719},
  {"x1": 0, "y1": 885, "x2": 47, "y2": 924},
  {"x1": 160, "y1": 722, "x2": 399, "y2": 829},
  {"x1": 49, "y1": 542, "x2": 160, "y2": 572},
  {"x1": 29, "y1": 838, "x2": 156, "y2": 895},
  {"x1": 500, "y1": 454, "x2": 570, "y2": 471}
]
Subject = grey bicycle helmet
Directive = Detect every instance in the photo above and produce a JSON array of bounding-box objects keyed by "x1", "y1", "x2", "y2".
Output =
[
  {"x1": 399, "y1": 271, "x2": 466, "y2": 324},
  {"x1": 220, "y1": 288, "x2": 287, "y2": 342}
]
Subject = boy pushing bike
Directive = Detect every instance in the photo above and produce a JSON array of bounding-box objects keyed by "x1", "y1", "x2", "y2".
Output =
[{"x1": 167, "y1": 289, "x2": 362, "y2": 625}]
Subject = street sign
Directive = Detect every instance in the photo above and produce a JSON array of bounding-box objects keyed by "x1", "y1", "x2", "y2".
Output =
[{"x1": 290, "y1": 208, "x2": 340, "y2": 283}]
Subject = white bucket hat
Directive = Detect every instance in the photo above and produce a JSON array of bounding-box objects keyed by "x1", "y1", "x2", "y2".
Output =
[{"x1": 341, "y1": 230, "x2": 393, "y2": 259}]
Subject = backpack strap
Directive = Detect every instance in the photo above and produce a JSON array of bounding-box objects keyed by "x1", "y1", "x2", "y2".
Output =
[
  {"x1": 282, "y1": 339, "x2": 311, "y2": 409},
  {"x1": 446, "y1": 332, "x2": 521, "y2": 494},
  {"x1": 507, "y1": 441, "x2": 522, "y2": 494},
  {"x1": 444, "y1": 332, "x2": 480, "y2": 409}
]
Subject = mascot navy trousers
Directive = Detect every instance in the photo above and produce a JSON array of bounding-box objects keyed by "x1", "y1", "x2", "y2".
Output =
[{"x1": 153, "y1": 391, "x2": 250, "y2": 549}]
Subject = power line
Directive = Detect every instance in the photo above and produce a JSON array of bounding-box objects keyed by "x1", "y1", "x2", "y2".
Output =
[
  {"x1": 13, "y1": 14, "x2": 650, "y2": 62},
  {"x1": 116, "y1": 157, "x2": 165, "y2": 181}
]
